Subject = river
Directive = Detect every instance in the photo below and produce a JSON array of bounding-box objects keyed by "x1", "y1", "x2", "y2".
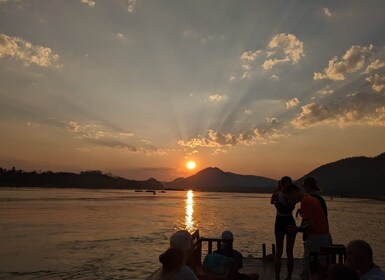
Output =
[{"x1": 0, "y1": 188, "x2": 384, "y2": 279}]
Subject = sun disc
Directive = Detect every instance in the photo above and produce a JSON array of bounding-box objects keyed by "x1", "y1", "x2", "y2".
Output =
[{"x1": 186, "y1": 161, "x2": 196, "y2": 170}]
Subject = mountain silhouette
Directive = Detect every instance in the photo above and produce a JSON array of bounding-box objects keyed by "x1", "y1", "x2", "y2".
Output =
[
  {"x1": 296, "y1": 153, "x2": 385, "y2": 197},
  {"x1": 0, "y1": 168, "x2": 163, "y2": 190},
  {"x1": 165, "y1": 167, "x2": 276, "y2": 192}
]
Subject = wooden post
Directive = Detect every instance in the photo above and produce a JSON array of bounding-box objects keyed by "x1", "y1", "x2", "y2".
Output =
[
  {"x1": 272, "y1": 244, "x2": 276, "y2": 256},
  {"x1": 217, "y1": 241, "x2": 221, "y2": 252},
  {"x1": 262, "y1": 244, "x2": 266, "y2": 259},
  {"x1": 339, "y1": 253, "x2": 344, "y2": 264},
  {"x1": 208, "y1": 241, "x2": 212, "y2": 254}
]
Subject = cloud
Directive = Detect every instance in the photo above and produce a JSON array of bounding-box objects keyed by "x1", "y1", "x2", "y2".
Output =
[
  {"x1": 266, "y1": 117, "x2": 279, "y2": 125},
  {"x1": 0, "y1": 33, "x2": 60, "y2": 67},
  {"x1": 263, "y1": 33, "x2": 304, "y2": 69},
  {"x1": 262, "y1": 57, "x2": 290, "y2": 70},
  {"x1": 286, "y1": 97, "x2": 300, "y2": 109},
  {"x1": 178, "y1": 127, "x2": 287, "y2": 153},
  {"x1": 80, "y1": 0, "x2": 95, "y2": 7},
  {"x1": 366, "y1": 73, "x2": 385, "y2": 93},
  {"x1": 292, "y1": 92, "x2": 385, "y2": 128},
  {"x1": 269, "y1": 74, "x2": 279, "y2": 80},
  {"x1": 323, "y1": 7, "x2": 332, "y2": 17},
  {"x1": 200, "y1": 34, "x2": 225, "y2": 44},
  {"x1": 209, "y1": 94, "x2": 228, "y2": 102},
  {"x1": 182, "y1": 29, "x2": 225, "y2": 44},
  {"x1": 317, "y1": 86, "x2": 334, "y2": 97},
  {"x1": 364, "y1": 59, "x2": 385, "y2": 73},
  {"x1": 64, "y1": 121, "x2": 168, "y2": 155},
  {"x1": 240, "y1": 49, "x2": 262, "y2": 70},
  {"x1": 314, "y1": 45, "x2": 373, "y2": 80},
  {"x1": 67, "y1": 121, "x2": 105, "y2": 140},
  {"x1": 238, "y1": 33, "x2": 304, "y2": 78},
  {"x1": 116, "y1": 33, "x2": 124, "y2": 39},
  {"x1": 127, "y1": 0, "x2": 136, "y2": 13}
]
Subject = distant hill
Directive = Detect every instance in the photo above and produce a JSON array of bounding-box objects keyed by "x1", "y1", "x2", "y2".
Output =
[
  {"x1": 164, "y1": 167, "x2": 276, "y2": 192},
  {"x1": 0, "y1": 168, "x2": 163, "y2": 190},
  {"x1": 296, "y1": 153, "x2": 385, "y2": 197}
]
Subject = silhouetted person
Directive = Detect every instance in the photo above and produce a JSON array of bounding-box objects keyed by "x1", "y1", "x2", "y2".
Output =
[
  {"x1": 297, "y1": 177, "x2": 329, "y2": 242},
  {"x1": 328, "y1": 264, "x2": 359, "y2": 280},
  {"x1": 147, "y1": 248, "x2": 185, "y2": 279},
  {"x1": 271, "y1": 176, "x2": 296, "y2": 280},
  {"x1": 204, "y1": 231, "x2": 258, "y2": 280},
  {"x1": 346, "y1": 240, "x2": 385, "y2": 280},
  {"x1": 147, "y1": 230, "x2": 198, "y2": 280},
  {"x1": 283, "y1": 183, "x2": 332, "y2": 280}
]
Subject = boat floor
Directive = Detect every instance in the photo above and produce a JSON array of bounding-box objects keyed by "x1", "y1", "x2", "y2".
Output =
[{"x1": 240, "y1": 258, "x2": 302, "y2": 279}]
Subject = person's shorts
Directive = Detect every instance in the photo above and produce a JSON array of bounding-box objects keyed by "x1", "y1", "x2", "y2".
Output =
[{"x1": 274, "y1": 215, "x2": 296, "y2": 235}]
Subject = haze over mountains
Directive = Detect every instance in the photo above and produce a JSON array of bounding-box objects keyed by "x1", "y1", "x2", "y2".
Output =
[{"x1": 1, "y1": 153, "x2": 384, "y2": 197}]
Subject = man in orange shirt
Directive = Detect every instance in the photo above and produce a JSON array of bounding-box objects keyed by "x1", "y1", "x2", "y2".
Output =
[{"x1": 283, "y1": 183, "x2": 332, "y2": 280}]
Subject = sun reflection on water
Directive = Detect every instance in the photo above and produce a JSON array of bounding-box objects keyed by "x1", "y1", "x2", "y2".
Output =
[{"x1": 185, "y1": 190, "x2": 194, "y2": 230}]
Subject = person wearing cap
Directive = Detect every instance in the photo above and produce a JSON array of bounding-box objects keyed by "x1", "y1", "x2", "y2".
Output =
[
  {"x1": 283, "y1": 183, "x2": 332, "y2": 280},
  {"x1": 215, "y1": 230, "x2": 243, "y2": 272},
  {"x1": 302, "y1": 177, "x2": 328, "y2": 218},
  {"x1": 296, "y1": 177, "x2": 329, "y2": 243},
  {"x1": 204, "y1": 231, "x2": 258, "y2": 280}
]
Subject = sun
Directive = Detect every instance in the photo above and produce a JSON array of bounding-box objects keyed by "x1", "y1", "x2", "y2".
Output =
[{"x1": 186, "y1": 160, "x2": 197, "y2": 170}]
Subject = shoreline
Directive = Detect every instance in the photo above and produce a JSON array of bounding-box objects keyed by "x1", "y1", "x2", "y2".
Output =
[{"x1": 1, "y1": 185, "x2": 384, "y2": 201}]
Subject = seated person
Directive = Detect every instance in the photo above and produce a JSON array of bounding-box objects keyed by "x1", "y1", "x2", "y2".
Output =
[
  {"x1": 147, "y1": 248, "x2": 185, "y2": 279},
  {"x1": 147, "y1": 230, "x2": 198, "y2": 280},
  {"x1": 203, "y1": 231, "x2": 258, "y2": 280},
  {"x1": 346, "y1": 240, "x2": 385, "y2": 280}
]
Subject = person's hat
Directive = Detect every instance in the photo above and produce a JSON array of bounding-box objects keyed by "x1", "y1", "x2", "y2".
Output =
[
  {"x1": 221, "y1": 230, "x2": 234, "y2": 241},
  {"x1": 303, "y1": 177, "x2": 322, "y2": 192}
]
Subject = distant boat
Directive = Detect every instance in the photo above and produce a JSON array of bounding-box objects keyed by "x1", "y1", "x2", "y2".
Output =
[
  {"x1": 145, "y1": 190, "x2": 156, "y2": 194},
  {"x1": 160, "y1": 190, "x2": 166, "y2": 193}
]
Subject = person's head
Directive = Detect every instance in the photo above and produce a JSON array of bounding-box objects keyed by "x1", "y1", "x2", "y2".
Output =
[
  {"x1": 170, "y1": 230, "x2": 193, "y2": 263},
  {"x1": 346, "y1": 240, "x2": 374, "y2": 273},
  {"x1": 159, "y1": 247, "x2": 184, "y2": 272},
  {"x1": 303, "y1": 176, "x2": 322, "y2": 193},
  {"x1": 221, "y1": 230, "x2": 234, "y2": 251},
  {"x1": 328, "y1": 264, "x2": 359, "y2": 280},
  {"x1": 280, "y1": 176, "x2": 292, "y2": 189},
  {"x1": 282, "y1": 183, "x2": 302, "y2": 204}
]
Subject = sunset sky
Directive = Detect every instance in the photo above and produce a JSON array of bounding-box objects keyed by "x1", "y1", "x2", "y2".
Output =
[{"x1": 1, "y1": 0, "x2": 385, "y2": 181}]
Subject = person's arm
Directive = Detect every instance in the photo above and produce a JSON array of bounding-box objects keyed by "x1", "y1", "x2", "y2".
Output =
[
  {"x1": 288, "y1": 198, "x2": 313, "y2": 233},
  {"x1": 296, "y1": 208, "x2": 303, "y2": 218},
  {"x1": 300, "y1": 198, "x2": 314, "y2": 232},
  {"x1": 271, "y1": 191, "x2": 279, "y2": 204}
]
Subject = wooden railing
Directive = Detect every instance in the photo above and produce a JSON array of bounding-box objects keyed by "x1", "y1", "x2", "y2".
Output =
[{"x1": 320, "y1": 244, "x2": 346, "y2": 265}]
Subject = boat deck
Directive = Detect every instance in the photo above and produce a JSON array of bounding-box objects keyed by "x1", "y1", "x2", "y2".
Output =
[{"x1": 241, "y1": 258, "x2": 302, "y2": 279}]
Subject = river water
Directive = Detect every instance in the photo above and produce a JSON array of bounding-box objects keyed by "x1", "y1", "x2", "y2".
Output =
[{"x1": 0, "y1": 188, "x2": 384, "y2": 279}]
